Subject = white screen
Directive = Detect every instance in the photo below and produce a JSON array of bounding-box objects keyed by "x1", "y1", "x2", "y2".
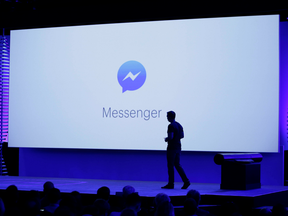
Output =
[{"x1": 9, "y1": 15, "x2": 279, "y2": 152}]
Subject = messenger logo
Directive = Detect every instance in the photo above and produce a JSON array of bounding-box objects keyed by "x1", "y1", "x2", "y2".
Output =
[{"x1": 117, "y1": 60, "x2": 146, "y2": 93}]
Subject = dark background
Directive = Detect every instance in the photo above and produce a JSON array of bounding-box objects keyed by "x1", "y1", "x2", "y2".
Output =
[{"x1": 0, "y1": 0, "x2": 287, "y2": 31}]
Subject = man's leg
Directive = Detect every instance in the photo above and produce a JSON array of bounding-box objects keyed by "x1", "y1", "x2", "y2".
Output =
[
  {"x1": 161, "y1": 150, "x2": 176, "y2": 188},
  {"x1": 174, "y1": 151, "x2": 190, "y2": 189},
  {"x1": 167, "y1": 150, "x2": 176, "y2": 185}
]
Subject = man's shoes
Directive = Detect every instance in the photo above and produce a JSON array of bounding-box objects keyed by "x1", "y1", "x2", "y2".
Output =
[
  {"x1": 161, "y1": 184, "x2": 174, "y2": 189},
  {"x1": 181, "y1": 181, "x2": 190, "y2": 189}
]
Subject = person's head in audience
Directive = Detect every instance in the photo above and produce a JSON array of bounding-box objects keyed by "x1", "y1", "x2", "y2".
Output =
[
  {"x1": 0, "y1": 198, "x2": 5, "y2": 216},
  {"x1": 47, "y1": 188, "x2": 61, "y2": 204},
  {"x1": 121, "y1": 208, "x2": 137, "y2": 216},
  {"x1": 184, "y1": 198, "x2": 197, "y2": 216},
  {"x1": 4, "y1": 185, "x2": 19, "y2": 208},
  {"x1": 94, "y1": 198, "x2": 110, "y2": 216},
  {"x1": 259, "y1": 207, "x2": 272, "y2": 215},
  {"x1": 123, "y1": 186, "x2": 135, "y2": 198},
  {"x1": 156, "y1": 201, "x2": 174, "y2": 216},
  {"x1": 154, "y1": 193, "x2": 171, "y2": 208},
  {"x1": 97, "y1": 186, "x2": 110, "y2": 201},
  {"x1": 71, "y1": 191, "x2": 82, "y2": 205},
  {"x1": 272, "y1": 204, "x2": 287, "y2": 216},
  {"x1": 186, "y1": 190, "x2": 201, "y2": 207},
  {"x1": 41, "y1": 181, "x2": 55, "y2": 208},
  {"x1": 43, "y1": 181, "x2": 54, "y2": 194},
  {"x1": 186, "y1": 189, "x2": 210, "y2": 216},
  {"x1": 126, "y1": 193, "x2": 141, "y2": 213}
]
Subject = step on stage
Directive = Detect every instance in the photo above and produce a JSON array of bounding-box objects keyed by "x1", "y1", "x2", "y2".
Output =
[{"x1": 0, "y1": 176, "x2": 288, "y2": 214}]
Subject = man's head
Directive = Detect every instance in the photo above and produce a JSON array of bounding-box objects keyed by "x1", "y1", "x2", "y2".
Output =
[
  {"x1": 167, "y1": 111, "x2": 176, "y2": 122},
  {"x1": 43, "y1": 181, "x2": 54, "y2": 194},
  {"x1": 154, "y1": 193, "x2": 170, "y2": 208},
  {"x1": 186, "y1": 190, "x2": 200, "y2": 206},
  {"x1": 122, "y1": 185, "x2": 135, "y2": 198},
  {"x1": 5, "y1": 185, "x2": 19, "y2": 204},
  {"x1": 97, "y1": 186, "x2": 110, "y2": 201}
]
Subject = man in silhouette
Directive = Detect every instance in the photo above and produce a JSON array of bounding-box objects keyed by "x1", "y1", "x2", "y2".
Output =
[{"x1": 162, "y1": 111, "x2": 190, "y2": 189}]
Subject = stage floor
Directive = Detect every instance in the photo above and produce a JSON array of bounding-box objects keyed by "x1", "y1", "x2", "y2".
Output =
[{"x1": 0, "y1": 176, "x2": 287, "y2": 198}]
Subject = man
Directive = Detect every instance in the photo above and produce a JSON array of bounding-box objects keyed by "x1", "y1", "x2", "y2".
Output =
[{"x1": 162, "y1": 111, "x2": 190, "y2": 189}]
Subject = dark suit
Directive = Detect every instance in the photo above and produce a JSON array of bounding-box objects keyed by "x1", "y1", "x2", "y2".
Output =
[{"x1": 166, "y1": 121, "x2": 189, "y2": 184}]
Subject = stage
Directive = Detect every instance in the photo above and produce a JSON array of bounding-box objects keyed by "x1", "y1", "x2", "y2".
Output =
[{"x1": 0, "y1": 176, "x2": 288, "y2": 212}]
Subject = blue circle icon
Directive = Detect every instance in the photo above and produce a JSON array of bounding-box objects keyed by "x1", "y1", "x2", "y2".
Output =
[{"x1": 117, "y1": 61, "x2": 146, "y2": 93}]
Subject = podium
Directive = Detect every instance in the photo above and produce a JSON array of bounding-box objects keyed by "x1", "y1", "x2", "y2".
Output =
[{"x1": 214, "y1": 153, "x2": 262, "y2": 190}]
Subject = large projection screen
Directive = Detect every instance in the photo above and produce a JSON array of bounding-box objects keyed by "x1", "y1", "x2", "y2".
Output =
[{"x1": 9, "y1": 15, "x2": 279, "y2": 152}]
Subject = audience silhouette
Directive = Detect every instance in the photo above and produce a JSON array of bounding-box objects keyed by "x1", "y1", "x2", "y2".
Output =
[
  {"x1": 184, "y1": 198, "x2": 197, "y2": 216},
  {"x1": 186, "y1": 190, "x2": 210, "y2": 216},
  {"x1": 156, "y1": 201, "x2": 174, "y2": 216},
  {"x1": 0, "y1": 198, "x2": 5, "y2": 216},
  {"x1": 94, "y1": 199, "x2": 110, "y2": 216},
  {"x1": 97, "y1": 187, "x2": 111, "y2": 201},
  {"x1": 41, "y1": 181, "x2": 55, "y2": 208},
  {"x1": 43, "y1": 188, "x2": 61, "y2": 214},
  {"x1": 0, "y1": 182, "x2": 285, "y2": 216}
]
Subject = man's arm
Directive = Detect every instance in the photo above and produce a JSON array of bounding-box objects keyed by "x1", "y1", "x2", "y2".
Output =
[
  {"x1": 180, "y1": 124, "x2": 184, "y2": 139},
  {"x1": 180, "y1": 130, "x2": 184, "y2": 139},
  {"x1": 165, "y1": 132, "x2": 174, "y2": 142}
]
